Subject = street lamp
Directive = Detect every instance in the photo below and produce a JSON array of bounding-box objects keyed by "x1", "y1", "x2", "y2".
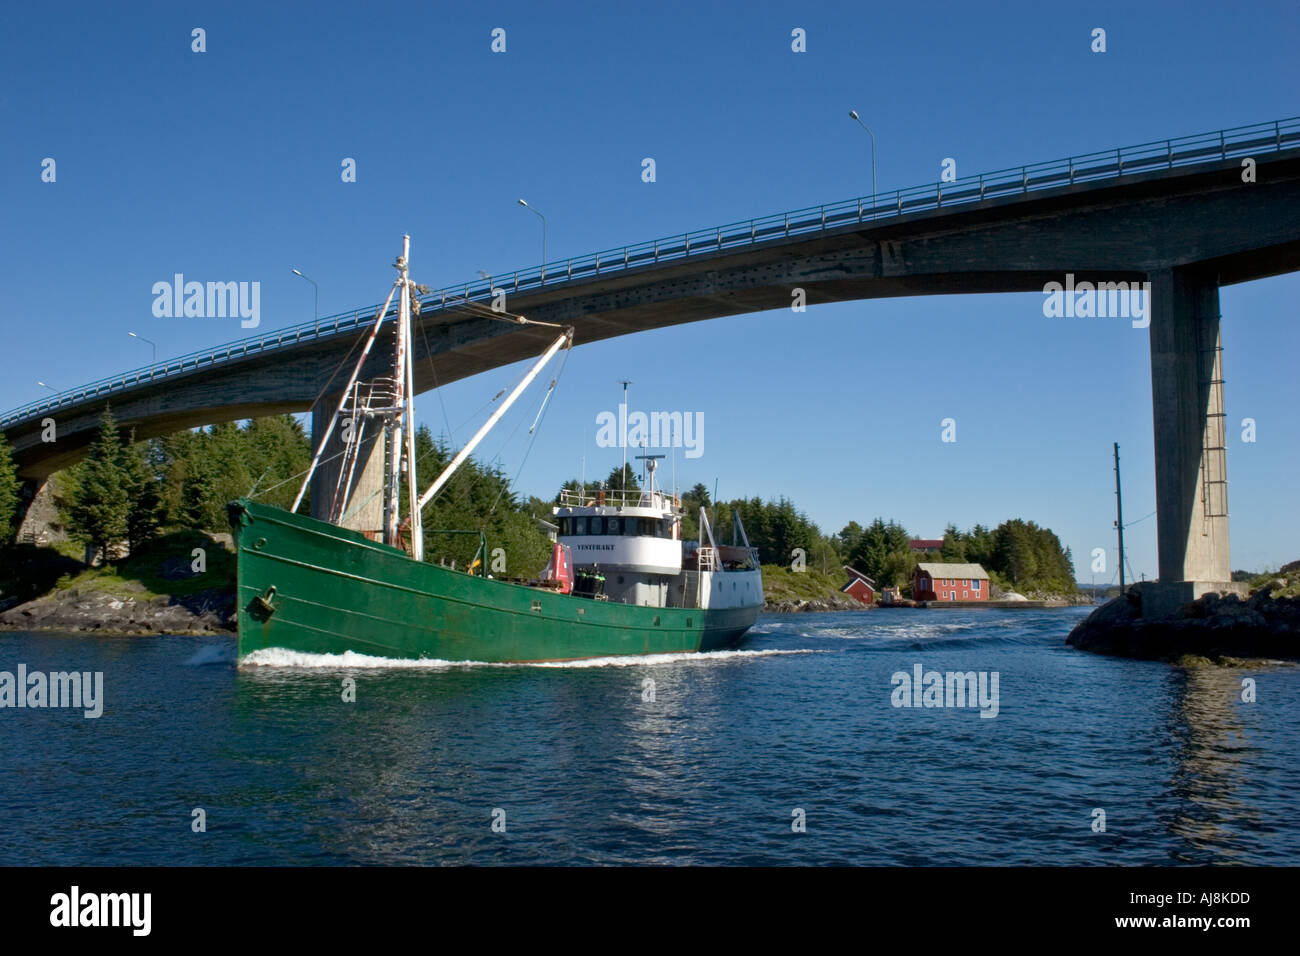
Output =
[
  {"x1": 292, "y1": 268, "x2": 319, "y2": 334},
  {"x1": 848, "y1": 110, "x2": 878, "y2": 213},
  {"x1": 517, "y1": 199, "x2": 547, "y2": 283},
  {"x1": 128, "y1": 331, "x2": 157, "y2": 364},
  {"x1": 36, "y1": 381, "x2": 57, "y2": 392}
]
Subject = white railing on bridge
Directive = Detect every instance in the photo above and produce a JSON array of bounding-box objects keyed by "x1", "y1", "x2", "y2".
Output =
[{"x1": 4, "y1": 116, "x2": 1298, "y2": 430}]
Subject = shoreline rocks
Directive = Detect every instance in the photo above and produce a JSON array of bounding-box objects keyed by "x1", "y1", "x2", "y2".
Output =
[
  {"x1": 764, "y1": 596, "x2": 870, "y2": 613},
  {"x1": 0, "y1": 584, "x2": 235, "y2": 636},
  {"x1": 1066, "y1": 582, "x2": 1299, "y2": 664}
]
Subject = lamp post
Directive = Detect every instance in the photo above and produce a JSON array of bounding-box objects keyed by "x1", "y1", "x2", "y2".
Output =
[
  {"x1": 36, "y1": 381, "x2": 57, "y2": 392},
  {"x1": 127, "y1": 331, "x2": 157, "y2": 364},
  {"x1": 517, "y1": 199, "x2": 547, "y2": 283},
  {"x1": 292, "y1": 268, "x2": 319, "y2": 334},
  {"x1": 848, "y1": 110, "x2": 878, "y2": 214}
]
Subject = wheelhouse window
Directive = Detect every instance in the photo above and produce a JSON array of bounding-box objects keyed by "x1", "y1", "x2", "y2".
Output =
[
  {"x1": 575, "y1": 517, "x2": 588, "y2": 535},
  {"x1": 607, "y1": 517, "x2": 620, "y2": 535}
]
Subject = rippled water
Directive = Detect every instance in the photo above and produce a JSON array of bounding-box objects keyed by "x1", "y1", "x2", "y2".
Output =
[{"x1": 2, "y1": 608, "x2": 1297, "y2": 865}]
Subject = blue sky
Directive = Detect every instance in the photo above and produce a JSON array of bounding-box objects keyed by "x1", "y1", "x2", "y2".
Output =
[{"x1": 1, "y1": 0, "x2": 1297, "y2": 581}]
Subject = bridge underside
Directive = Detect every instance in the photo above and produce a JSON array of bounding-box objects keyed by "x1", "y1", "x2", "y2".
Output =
[{"x1": 6, "y1": 150, "x2": 1300, "y2": 608}]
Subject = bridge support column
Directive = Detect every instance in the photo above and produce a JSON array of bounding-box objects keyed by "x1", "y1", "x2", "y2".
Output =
[
  {"x1": 309, "y1": 397, "x2": 386, "y2": 535},
  {"x1": 13, "y1": 478, "x2": 66, "y2": 547},
  {"x1": 1142, "y1": 267, "x2": 1243, "y2": 618}
]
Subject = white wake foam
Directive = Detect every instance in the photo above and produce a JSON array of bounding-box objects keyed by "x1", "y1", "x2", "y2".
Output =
[{"x1": 239, "y1": 646, "x2": 815, "y2": 670}]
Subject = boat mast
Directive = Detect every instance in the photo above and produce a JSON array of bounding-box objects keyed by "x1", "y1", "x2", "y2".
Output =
[
  {"x1": 384, "y1": 236, "x2": 412, "y2": 551},
  {"x1": 399, "y1": 237, "x2": 423, "y2": 560},
  {"x1": 291, "y1": 278, "x2": 401, "y2": 515},
  {"x1": 417, "y1": 328, "x2": 572, "y2": 512}
]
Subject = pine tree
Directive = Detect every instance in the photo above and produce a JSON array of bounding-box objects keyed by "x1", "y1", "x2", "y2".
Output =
[
  {"x1": 0, "y1": 429, "x2": 19, "y2": 545},
  {"x1": 66, "y1": 407, "x2": 130, "y2": 564},
  {"x1": 120, "y1": 432, "x2": 161, "y2": 553}
]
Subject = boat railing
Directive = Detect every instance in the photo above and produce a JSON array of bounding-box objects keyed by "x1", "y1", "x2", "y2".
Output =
[
  {"x1": 697, "y1": 546, "x2": 720, "y2": 572},
  {"x1": 557, "y1": 488, "x2": 674, "y2": 509}
]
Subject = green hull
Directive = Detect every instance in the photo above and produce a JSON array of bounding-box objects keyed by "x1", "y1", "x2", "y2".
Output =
[{"x1": 229, "y1": 498, "x2": 760, "y2": 663}]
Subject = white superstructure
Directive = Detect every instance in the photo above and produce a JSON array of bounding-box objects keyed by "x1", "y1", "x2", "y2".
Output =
[{"x1": 552, "y1": 458, "x2": 763, "y2": 612}]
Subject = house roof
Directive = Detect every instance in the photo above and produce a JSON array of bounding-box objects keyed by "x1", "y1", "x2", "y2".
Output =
[
  {"x1": 841, "y1": 566, "x2": 877, "y2": 586},
  {"x1": 909, "y1": 538, "x2": 944, "y2": 550},
  {"x1": 916, "y1": 562, "x2": 989, "y2": 579}
]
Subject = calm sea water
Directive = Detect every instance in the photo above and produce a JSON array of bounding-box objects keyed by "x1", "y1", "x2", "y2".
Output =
[{"x1": 2, "y1": 608, "x2": 1297, "y2": 866}]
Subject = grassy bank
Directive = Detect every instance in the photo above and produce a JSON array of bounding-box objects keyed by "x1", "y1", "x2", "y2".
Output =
[
  {"x1": 0, "y1": 531, "x2": 237, "y2": 632},
  {"x1": 761, "y1": 564, "x2": 856, "y2": 605}
]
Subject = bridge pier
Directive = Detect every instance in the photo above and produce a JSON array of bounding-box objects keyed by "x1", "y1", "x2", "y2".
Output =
[
  {"x1": 309, "y1": 397, "x2": 385, "y2": 535},
  {"x1": 1142, "y1": 268, "x2": 1244, "y2": 617}
]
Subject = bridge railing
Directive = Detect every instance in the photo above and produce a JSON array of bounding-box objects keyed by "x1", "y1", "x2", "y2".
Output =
[{"x1": 4, "y1": 116, "x2": 1298, "y2": 430}]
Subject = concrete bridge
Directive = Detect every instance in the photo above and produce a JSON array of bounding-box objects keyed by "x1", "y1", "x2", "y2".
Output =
[{"x1": 4, "y1": 117, "x2": 1300, "y2": 611}]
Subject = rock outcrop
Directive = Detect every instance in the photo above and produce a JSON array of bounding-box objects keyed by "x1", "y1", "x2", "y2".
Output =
[
  {"x1": 765, "y1": 595, "x2": 869, "y2": 613},
  {"x1": 0, "y1": 583, "x2": 235, "y2": 635},
  {"x1": 1066, "y1": 581, "x2": 1300, "y2": 663}
]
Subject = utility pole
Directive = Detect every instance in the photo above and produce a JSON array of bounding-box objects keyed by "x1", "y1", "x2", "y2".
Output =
[{"x1": 1114, "y1": 442, "x2": 1126, "y2": 593}]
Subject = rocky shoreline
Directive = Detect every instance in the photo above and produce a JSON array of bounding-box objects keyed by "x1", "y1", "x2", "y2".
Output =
[
  {"x1": 764, "y1": 595, "x2": 870, "y2": 613},
  {"x1": 1066, "y1": 579, "x2": 1300, "y2": 664},
  {"x1": 0, "y1": 583, "x2": 235, "y2": 636}
]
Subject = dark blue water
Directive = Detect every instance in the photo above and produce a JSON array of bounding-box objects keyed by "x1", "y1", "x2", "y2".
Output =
[{"x1": 2, "y1": 608, "x2": 1297, "y2": 865}]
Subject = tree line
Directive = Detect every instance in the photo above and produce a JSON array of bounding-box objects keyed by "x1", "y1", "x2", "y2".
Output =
[
  {"x1": 0, "y1": 407, "x2": 556, "y2": 577},
  {"x1": 0, "y1": 415, "x2": 1078, "y2": 593},
  {"x1": 548, "y1": 466, "x2": 1078, "y2": 594}
]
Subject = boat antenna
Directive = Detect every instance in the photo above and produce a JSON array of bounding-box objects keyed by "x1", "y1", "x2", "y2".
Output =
[
  {"x1": 619, "y1": 380, "x2": 632, "y2": 489},
  {"x1": 671, "y1": 439, "x2": 676, "y2": 503}
]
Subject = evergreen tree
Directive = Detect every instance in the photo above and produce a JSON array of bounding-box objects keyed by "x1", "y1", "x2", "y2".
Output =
[
  {"x1": 940, "y1": 523, "x2": 966, "y2": 561},
  {"x1": 606, "y1": 463, "x2": 640, "y2": 493},
  {"x1": 66, "y1": 407, "x2": 130, "y2": 563},
  {"x1": 244, "y1": 415, "x2": 312, "y2": 512},
  {"x1": 120, "y1": 432, "x2": 162, "y2": 552},
  {"x1": 0, "y1": 429, "x2": 19, "y2": 545}
]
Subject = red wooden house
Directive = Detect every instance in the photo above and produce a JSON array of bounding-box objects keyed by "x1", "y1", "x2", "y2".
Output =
[
  {"x1": 841, "y1": 566, "x2": 877, "y2": 604},
  {"x1": 913, "y1": 562, "x2": 990, "y2": 602}
]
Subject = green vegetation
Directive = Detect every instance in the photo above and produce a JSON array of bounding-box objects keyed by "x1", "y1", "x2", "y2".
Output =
[
  {"x1": 52, "y1": 530, "x2": 237, "y2": 601},
  {"x1": 63, "y1": 408, "x2": 133, "y2": 563},
  {"x1": 0, "y1": 543, "x2": 83, "y2": 610},
  {"x1": 832, "y1": 516, "x2": 1077, "y2": 596},
  {"x1": 0, "y1": 429, "x2": 18, "y2": 545},
  {"x1": 1246, "y1": 559, "x2": 1300, "y2": 599},
  {"x1": 5, "y1": 399, "x2": 1083, "y2": 620},
  {"x1": 761, "y1": 564, "x2": 851, "y2": 604},
  {"x1": 554, "y1": 468, "x2": 1079, "y2": 599},
  {"x1": 405, "y1": 425, "x2": 553, "y2": 577}
]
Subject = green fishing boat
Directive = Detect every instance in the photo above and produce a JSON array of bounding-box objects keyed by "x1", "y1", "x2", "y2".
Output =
[{"x1": 231, "y1": 236, "x2": 763, "y2": 664}]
